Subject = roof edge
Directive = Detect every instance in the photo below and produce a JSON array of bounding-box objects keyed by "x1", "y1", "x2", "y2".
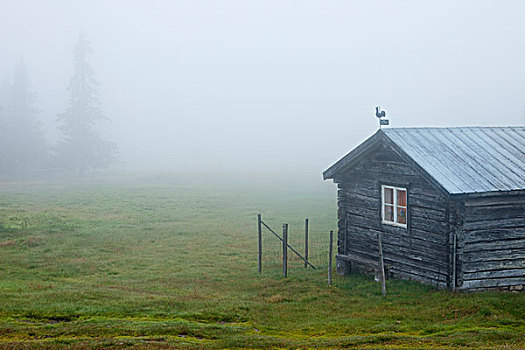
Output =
[
  {"x1": 323, "y1": 126, "x2": 525, "y2": 195},
  {"x1": 323, "y1": 130, "x2": 383, "y2": 180},
  {"x1": 451, "y1": 189, "x2": 525, "y2": 199},
  {"x1": 322, "y1": 128, "x2": 451, "y2": 197}
]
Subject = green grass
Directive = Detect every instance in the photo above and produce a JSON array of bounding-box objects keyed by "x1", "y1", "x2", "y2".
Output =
[{"x1": 0, "y1": 173, "x2": 523, "y2": 349}]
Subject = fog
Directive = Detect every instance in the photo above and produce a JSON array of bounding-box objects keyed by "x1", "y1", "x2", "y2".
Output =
[{"x1": 1, "y1": 0, "x2": 524, "y2": 178}]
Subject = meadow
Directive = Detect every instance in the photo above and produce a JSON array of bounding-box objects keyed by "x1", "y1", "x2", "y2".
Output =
[{"x1": 0, "y1": 173, "x2": 523, "y2": 349}]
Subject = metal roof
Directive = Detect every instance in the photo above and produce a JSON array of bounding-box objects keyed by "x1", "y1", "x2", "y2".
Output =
[{"x1": 325, "y1": 126, "x2": 525, "y2": 195}]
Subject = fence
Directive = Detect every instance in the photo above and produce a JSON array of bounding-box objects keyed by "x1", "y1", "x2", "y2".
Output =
[
  {"x1": 256, "y1": 214, "x2": 387, "y2": 294},
  {"x1": 257, "y1": 214, "x2": 334, "y2": 282}
]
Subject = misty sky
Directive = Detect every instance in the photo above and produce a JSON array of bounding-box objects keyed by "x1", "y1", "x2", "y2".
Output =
[{"x1": 1, "y1": 1, "x2": 524, "y2": 175}]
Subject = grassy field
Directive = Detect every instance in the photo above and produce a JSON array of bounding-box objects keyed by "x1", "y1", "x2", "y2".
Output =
[{"x1": 0, "y1": 173, "x2": 523, "y2": 349}]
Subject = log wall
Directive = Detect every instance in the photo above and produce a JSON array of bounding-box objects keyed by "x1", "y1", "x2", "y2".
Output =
[
  {"x1": 335, "y1": 144, "x2": 451, "y2": 288},
  {"x1": 457, "y1": 195, "x2": 525, "y2": 291}
]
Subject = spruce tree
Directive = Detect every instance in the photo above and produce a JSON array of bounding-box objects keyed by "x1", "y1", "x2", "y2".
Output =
[
  {"x1": 0, "y1": 78, "x2": 7, "y2": 176},
  {"x1": 0, "y1": 59, "x2": 47, "y2": 179},
  {"x1": 56, "y1": 33, "x2": 116, "y2": 174}
]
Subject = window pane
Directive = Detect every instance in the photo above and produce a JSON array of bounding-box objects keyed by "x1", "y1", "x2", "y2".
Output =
[
  {"x1": 384, "y1": 205, "x2": 394, "y2": 222},
  {"x1": 384, "y1": 187, "x2": 393, "y2": 204},
  {"x1": 397, "y1": 207, "x2": 407, "y2": 224},
  {"x1": 397, "y1": 189, "x2": 406, "y2": 206}
]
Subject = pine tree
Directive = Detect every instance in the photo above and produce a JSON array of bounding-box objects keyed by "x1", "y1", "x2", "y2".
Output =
[
  {"x1": 56, "y1": 34, "x2": 116, "y2": 174},
  {"x1": 0, "y1": 77, "x2": 8, "y2": 176},
  {"x1": 0, "y1": 59, "x2": 47, "y2": 179}
]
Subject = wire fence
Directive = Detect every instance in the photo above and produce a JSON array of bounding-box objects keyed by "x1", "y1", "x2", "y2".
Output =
[
  {"x1": 257, "y1": 214, "x2": 334, "y2": 277},
  {"x1": 256, "y1": 214, "x2": 387, "y2": 294}
]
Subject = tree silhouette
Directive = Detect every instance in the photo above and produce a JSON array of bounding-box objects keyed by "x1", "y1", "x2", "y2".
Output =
[
  {"x1": 56, "y1": 34, "x2": 116, "y2": 174},
  {"x1": 0, "y1": 59, "x2": 47, "y2": 179}
]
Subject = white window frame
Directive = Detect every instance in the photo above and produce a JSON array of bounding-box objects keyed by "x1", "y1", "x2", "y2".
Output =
[{"x1": 381, "y1": 185, "x2": 407, "y2": 228}]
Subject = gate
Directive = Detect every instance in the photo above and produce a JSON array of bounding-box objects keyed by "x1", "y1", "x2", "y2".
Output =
[{"x1": 257, "y1": 214, "x2": 334, "y2": 279}]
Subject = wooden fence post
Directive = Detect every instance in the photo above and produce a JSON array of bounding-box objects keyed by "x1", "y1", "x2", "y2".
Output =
[
  {"x1": 304, "y1": 218, "x2": 309, "y2": 268},
  {"x1": 258, "y1": 214, "x2": 262, "y2": 273},
  {"x1": 283, "y1": 224, "x2": 288, "y2": 278},
  {"x1": 377, "y1": 233, "x2": 386, "y2": 297},
  {"x1": 328, "y1": 230, "x2": 333, "y2": 286}
]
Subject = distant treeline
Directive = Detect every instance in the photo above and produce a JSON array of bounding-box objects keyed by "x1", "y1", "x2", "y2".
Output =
[{"x1": 0, "y1": 34, "x2": 117, "y2": 181}]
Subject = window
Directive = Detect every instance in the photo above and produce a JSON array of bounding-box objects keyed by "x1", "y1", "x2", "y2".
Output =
[{"x1": 381, "y1": 185, "x2": 407, "y2": 227}]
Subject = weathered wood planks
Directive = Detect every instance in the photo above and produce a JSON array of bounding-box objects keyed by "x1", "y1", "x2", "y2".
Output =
[{"x1": 333, "y1": 140, "x2": 525, "y2": 291}]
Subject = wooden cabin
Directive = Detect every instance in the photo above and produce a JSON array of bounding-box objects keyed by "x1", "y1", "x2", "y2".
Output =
[{"x1": 323, "y1": 127, "x2": 525, "y2": 291}]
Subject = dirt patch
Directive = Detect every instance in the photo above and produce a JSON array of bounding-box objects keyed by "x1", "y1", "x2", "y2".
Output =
[
  {"x1": 266, "y1": 294, "x2": 291, "y2": 303},
  {"x1": 26, "y1": 236, "x2": 43, "y2": 247},
  {"x1": 0, "y1": 240, "x2": 15, "y2": 247}
]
